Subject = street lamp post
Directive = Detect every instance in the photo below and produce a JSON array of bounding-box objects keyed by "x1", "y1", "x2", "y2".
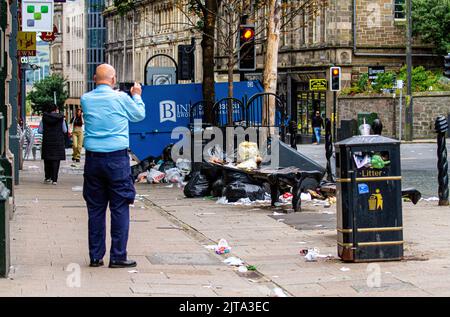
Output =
[{"x1": 405, "y1": 0, "x2": 414, "y2": 141}]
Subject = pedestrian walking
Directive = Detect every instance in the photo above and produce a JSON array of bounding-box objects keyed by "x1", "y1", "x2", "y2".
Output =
[
  {"x1": 81, "y1": 64, "x2": 145, "y2": 268},
  {"x1": 312, "y1": 110, "x2": 324, "y2": 145},
  {"x1": 38, "y1": 105, "x2": 67, "y2": 185},
  {"x1": 70, "y1": 108, "x2": 84, "y2": 162}
]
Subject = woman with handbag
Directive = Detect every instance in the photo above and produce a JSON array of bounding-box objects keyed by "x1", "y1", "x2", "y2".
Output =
[{"x1": 70, "y1": 108, "x2": 84, "y2": 162}]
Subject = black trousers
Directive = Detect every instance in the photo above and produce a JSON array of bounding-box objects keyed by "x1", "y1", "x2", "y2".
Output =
[{"x1": 44, "y1": 160, "x2": 61, "y2": 182}]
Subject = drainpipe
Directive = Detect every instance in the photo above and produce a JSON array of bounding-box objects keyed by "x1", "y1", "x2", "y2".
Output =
[{"x1": 351, "y1": 0, "x2": 437, "y2": 58}]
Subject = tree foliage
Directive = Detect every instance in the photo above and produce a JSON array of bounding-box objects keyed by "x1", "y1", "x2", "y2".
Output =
[
  {"x1": 412, "y1": 0, "x2": 450, "y2": 55},
  {"x1": 112, "y1": 0, "x2": 135, "y2": 16},
  {"x1": 28, "y1": 74, "x2": 69, "y2": 115}
]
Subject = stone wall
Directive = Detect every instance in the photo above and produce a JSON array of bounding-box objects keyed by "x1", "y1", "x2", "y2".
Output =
[
  {"x1": 355, "y1": 0, "x2": 406, "y2": 47},
  {"x1": 338, "y1": 92, "x2": 450, "y2": 139}
]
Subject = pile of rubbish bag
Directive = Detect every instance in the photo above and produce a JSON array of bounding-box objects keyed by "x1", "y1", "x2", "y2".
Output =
[
  {"x1": 132, "y1": 144, "x2": 191, "y2": 185},
  {"x1": 184, "y1": 142, "x2": 267, "y2": 201}
]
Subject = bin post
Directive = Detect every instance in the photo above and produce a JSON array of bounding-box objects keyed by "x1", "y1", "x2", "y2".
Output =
[
  {"x1": 0, "y1": 181, "x2": 10, "y2": 277},
  {"x1": 325, "y1": 118, "x2": 333, "y2": 181},
  {"x1": 435, "y1": 116, "x2": 449, "y2": 206}
]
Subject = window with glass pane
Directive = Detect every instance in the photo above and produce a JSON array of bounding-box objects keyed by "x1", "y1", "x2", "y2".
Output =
[{"x1": 394, "y1": 0, "x2": 406, "y2": 19}]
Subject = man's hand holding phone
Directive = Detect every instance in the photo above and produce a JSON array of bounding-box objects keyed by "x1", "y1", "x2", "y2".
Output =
[{"x1": 130, "y1": 82, "x2": 142, "y2": 97}]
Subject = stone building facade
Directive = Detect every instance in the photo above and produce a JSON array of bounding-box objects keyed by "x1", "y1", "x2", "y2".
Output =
[
  {"x1": 63, "y1": 0, "x2": 87, "y2": 112},
  {"x1": 61, "y1": 0, "x2": 106, "y2": 120},
  {"x1": 103, "y1": 0, "x2": 202, "y2": 84},
  {"x1": 50, "y1": 3, "x2": 64, "y2": 75},
  {"x1": 103, "y1": 0, "x2": 440, "y2": 140}
]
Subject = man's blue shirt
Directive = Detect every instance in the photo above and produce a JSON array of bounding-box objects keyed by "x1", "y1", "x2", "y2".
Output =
[{"x1": 81, "y1": 85, "x2": 146, "y2": 153}]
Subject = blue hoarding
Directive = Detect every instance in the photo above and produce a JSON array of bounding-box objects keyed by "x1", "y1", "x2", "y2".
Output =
[{"x1": 129, "y1": 81, "x2": 263, "y2": 161}]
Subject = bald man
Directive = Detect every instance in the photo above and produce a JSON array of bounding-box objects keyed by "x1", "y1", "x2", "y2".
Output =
[{"x1": 80, "y1": 64, "x2": 145, "y2": 268}]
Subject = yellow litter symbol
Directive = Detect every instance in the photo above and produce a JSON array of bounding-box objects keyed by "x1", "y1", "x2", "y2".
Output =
[{"x1": 368, "y1": 189, "x2": 383, "y2": 211}]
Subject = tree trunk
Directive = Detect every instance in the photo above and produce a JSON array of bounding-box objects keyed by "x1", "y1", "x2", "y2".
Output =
[
  {"x1": 262, "y1": 0, "x2": 281, "y2": 127},
  {"x1": 201, "y1": 0, "x2": 218, "y2": 125},
  {"x1": 227, "y1": 10, "x2": 234, "y2": 126}
]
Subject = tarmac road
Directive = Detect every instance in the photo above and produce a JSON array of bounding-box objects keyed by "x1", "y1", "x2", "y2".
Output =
[{"x1": 299, "y1": 141, "x2": 441, "y2": 198}]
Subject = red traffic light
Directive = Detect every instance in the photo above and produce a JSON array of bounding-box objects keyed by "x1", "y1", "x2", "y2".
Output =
[{"x1": 242, "y1": 28, "x2": 255, "y2": 40}]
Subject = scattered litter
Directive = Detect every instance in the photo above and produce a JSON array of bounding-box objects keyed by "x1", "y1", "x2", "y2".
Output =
[
  {"x1": 238, "y1": 266, "x2": 248, "y2": 273},
  {"x1": 71, "y1": 186, "x2": 83, "y2": 192},
  {"x1": 423, "y1": 197, "x2": 439, "y2": 202},
  {"x1": 147, "y1": 169, "x2": 166, "y2": 184},
  {"x1": 224, "y1": 257, "x2": 244, "y2": 266},
  {"x1": 302, "y1": 248, "x2": 333, "y2": 262},
  {"x1": 130, "y1": 204, "x2": 135, "y2": 208},
  {"x1": 282, "y1": 192, "x2": 293, "y2": 199},
  {"x1": 215, "y1": 239, "x2": 231, "y2": 255},
  {"x1": 315, "y1": 224, "x2": 324, "y2": 228},
  {"x1": 277, "y1": 219, "x2": 285, "y2": 222},
  {"x1": 195, "y1": 212, "x2": 216, "y2": 216},
  {"x1": 340, "y1": 267, "x2": 350, "y2": 272},
  {"x1": 33, "y1": 198, "x2": 39, "y2": 203},
  {"x1": 304, "y1": 249, "x2": 319, "y2": 262},
  {"x1": 301, "y1": 193, "x2": 312, "y2": 201},
  {"x1": 202, "y1": 284, "x2": 213, "y2": 288},
  {"x1": 28, "y1": 165, "x2": 39, "y2": 169},
  {"x1": 165, "y1": 184, "x2": 174, "y2": 188},
  {"x1": 297, "y1": 242, "x2": 307, "y2": 244},
  {"x1": 216, "y1": 197, "x2": 228, "y2": 204},
  {"x1": 165, "y1": 168, "x2": 183, "y2": 184},
  {"x1": 272, "y1": 212, "x2": 284, "y2": 216},
  {"x1": 128, "y1": 270, "x2": 139, "y2": 274},
  {"x1": 246, "y1": 265, "x2": 257, "y2": 271},
  {"x1": 203, "y1": 245, "x2": 217, "y2": 250},
  {"x1": 248, "y1": 279, "x2": 258, "y2": 283},
  {"x1": 272, "y1": 288, "x2": 287, "y2": 297}
]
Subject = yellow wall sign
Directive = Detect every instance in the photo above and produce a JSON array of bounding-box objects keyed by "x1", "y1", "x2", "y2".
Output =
[
  {"x1": 309, "y1": 79, "x2": 328, "y2": 91},
  {"x1": 17, "y1": 31, "x2": 37, "y2": 57}
]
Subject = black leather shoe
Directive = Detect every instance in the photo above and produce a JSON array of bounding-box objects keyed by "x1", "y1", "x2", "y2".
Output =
[
  {"x1": 109, "y1": 259, "x2": 137, "y2": 268},
  {"x1": 89, "y1": 259, "x2": 104, "y2": 267}
]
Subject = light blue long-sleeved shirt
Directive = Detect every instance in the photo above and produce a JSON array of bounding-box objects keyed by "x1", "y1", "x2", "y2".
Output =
[{"x1": 80, "y1": 84, "x2": 146, "y2": 152}]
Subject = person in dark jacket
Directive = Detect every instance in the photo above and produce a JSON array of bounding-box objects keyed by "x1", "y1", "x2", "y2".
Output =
[
  {"x1": 311, "y1": 110, "x2": 324, "y2": 144},
  {"x1": 38, "y1": 105, "x2": 67, "y2": 185}
]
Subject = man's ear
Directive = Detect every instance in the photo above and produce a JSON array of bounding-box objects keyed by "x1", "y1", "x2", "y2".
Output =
[{"x1": 93, "y1": 74, "x2": 97, "y2": 82}]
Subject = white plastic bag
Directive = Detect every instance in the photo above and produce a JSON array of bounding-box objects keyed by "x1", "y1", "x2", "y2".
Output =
[
  {"x1": 147, "y1": 169, "x2": 165, "y2": 183},
  {"x1": 165, "y1": 168, "x2": 183, "y2": 183},
  {"x1": 238, "y1": 142, "x2": 259, "y2": 162}
]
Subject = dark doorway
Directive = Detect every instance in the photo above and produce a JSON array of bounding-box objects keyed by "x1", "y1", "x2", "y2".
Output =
[{"x1": 293, "y1": 81, "x2": 327, "y2": 143}]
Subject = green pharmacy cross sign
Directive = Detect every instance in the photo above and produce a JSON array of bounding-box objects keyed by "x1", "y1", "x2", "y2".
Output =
[{"x1": 22, "y1": 0, "x2": 54, "y2": 32}]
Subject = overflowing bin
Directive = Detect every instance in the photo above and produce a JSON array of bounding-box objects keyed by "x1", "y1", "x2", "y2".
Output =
[{"x1": 336, "y1": 135, "x2": 403, "y2": 262}]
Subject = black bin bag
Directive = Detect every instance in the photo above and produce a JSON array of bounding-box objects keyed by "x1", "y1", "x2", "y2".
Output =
[
  {"x1": 184, "y1": 171, "x2": 211, "y2": 198},
  {"x1": 224, "y1": 183, "x2": 266, "y2": 202}
]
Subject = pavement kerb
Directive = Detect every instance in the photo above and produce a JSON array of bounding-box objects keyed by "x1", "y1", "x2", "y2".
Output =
[{"x1": 141, "y1": 196, "x2": 294, "y2": 297}]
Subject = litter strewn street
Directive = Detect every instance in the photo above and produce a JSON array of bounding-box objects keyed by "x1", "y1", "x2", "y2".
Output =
[{"x1": 2, "y1": 154, "x2": 450, "y2": 297}]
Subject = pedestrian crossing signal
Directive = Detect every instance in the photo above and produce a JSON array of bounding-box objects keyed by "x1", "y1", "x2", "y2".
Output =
[{"x1": 330, "y1": 67, "x2": 341, "y2": 91}]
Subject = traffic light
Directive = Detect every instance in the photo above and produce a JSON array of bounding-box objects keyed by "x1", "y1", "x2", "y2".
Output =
[
  {"x1": 444, "y1": 54, "x2": 450, "y2": 79},
  {"x1": 239, "y1": 25, "x2": 256, "y2": 71},
  {"x1": 330, "y1": 67, "x2": 341, "y2": 91}
]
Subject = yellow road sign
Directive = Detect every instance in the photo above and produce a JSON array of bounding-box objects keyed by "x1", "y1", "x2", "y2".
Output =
[
  {"x1": 309, "y1": 79, "x2": 328, "y2": 91},
  {"x1": 17, "y1": 31, "x2": 37, "y2": 57}
]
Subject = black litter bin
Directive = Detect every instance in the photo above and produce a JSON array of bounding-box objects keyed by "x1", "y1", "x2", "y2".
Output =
[{"x1": 336, "y1": 135, "x2": 403, "y2": 262}]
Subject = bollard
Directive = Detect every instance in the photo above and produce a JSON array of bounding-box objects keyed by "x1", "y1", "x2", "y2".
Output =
[
  {"x1": 325, "y1": 118, "x2": 334, "y2": 182},
  {"x1": 435, "y1": 115, "x2": 449, "y2": 206}
]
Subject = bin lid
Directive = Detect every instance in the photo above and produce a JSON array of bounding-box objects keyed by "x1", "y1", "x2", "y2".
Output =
[{"x1": 336, "y1": 135, "x2": 400, "y2": 146}]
